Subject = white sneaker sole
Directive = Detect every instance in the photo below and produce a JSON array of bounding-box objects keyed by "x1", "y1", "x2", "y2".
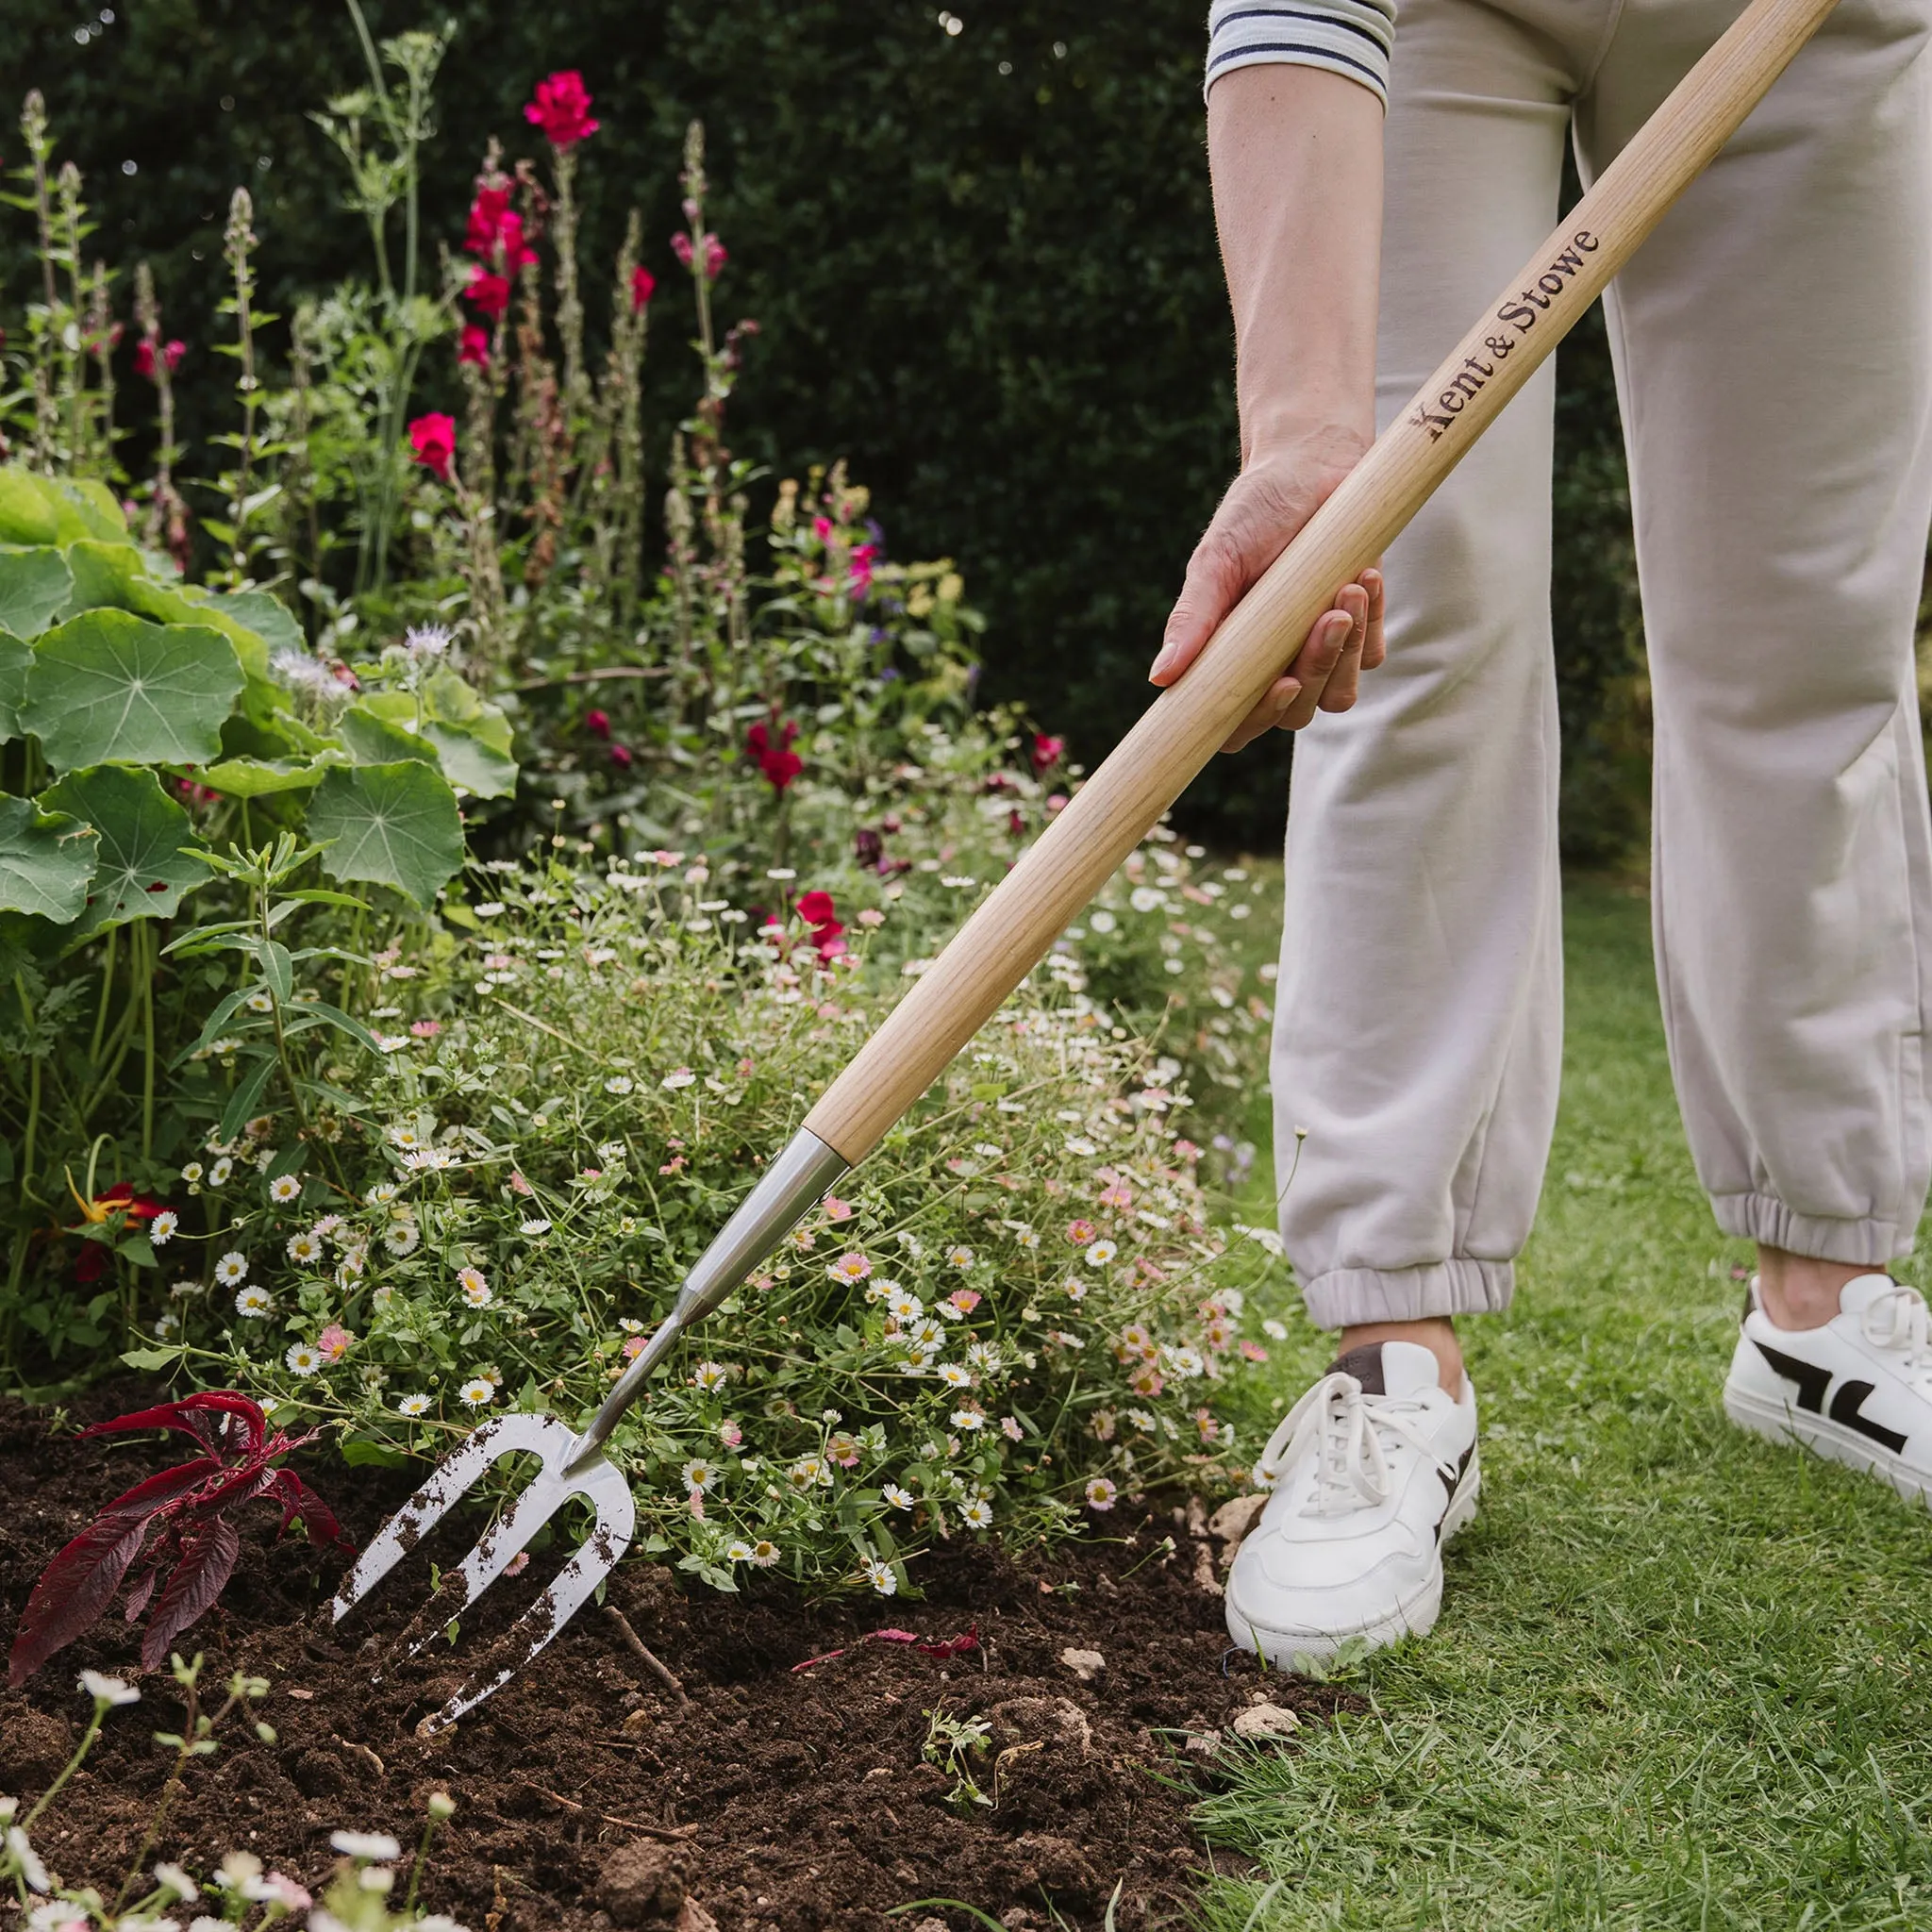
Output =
[
  {"x1": 1723, "y1": 1383, "x2": 1932, "y2": 1507},
  {"x1": 1224, "y1": 1450, "x2": 1482, "y2": 1667}
]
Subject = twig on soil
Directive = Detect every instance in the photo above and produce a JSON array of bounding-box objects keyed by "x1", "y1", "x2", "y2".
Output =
[
  {"x1": 513, "y1": 1779, "x2": 697, "y2": 1840},
  {"x1": 605, "y1": 1606, "x2": 689, "y2": 1703}
]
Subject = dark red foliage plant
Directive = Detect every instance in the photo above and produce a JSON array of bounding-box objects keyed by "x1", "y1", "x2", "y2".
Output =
[{"x1": 7, "y1": 1392, "x2": 353, "y2": 1685}]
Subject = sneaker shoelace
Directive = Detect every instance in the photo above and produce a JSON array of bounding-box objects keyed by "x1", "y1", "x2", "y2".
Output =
[
  {"x1": 1252, "y1": 1371, "x2": 1457, "y2": 1520},
  {"x1": 1858, "y1": 1282, "x2": 1932, "y2": 1390}
]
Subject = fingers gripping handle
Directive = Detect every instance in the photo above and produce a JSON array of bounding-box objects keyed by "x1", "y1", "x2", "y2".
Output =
[{"x1": 803, "y1": 0, "x2": 1839, "y2": 1168}]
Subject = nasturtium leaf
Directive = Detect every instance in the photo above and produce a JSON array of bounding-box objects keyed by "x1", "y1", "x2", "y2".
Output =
[
  {"x1": 424, "y1": 720, "x2": 517, "y2": 798},
  {"x1": 0, "y1": 797, "x2": 98, "y2": 923},
  {"x1": 60, "y1": 540, "x2": 147, "y2": 618},
  {"x1": 201, "y1": 587, "x2": 305, "y2": 658},
  {"x1": 0, "y1": 628, "x2": 32, "y2": 741},
  {"x1": 199, "y1": 751, "x2": 347, "y2": 797},
  {"x1": 340, "y1": 703, "x2": 436, "y2": 768},
  {"x1": 0, "y1": 546, "x2": 75, "y2": 640},
  {"x1": 42, "y1": 764, "x2": 206, "y2": 937},
  {"x1": 49, "y1": 477, "x2": 127, "y2": 541},
  {"x1": 307, "y1": 760, "x2": 463, "y2": 908},
  {"x1": 22, "y1": 611, "x2": 244, "y2": 771},
  {"x1": 0, "y1": 469, "x2": 58, "y2": 545}
]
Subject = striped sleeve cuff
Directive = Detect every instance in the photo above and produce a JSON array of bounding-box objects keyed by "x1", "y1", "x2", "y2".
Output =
[{"x1": 1205, "y1": 0, "x2": 1397, "y2": 108}]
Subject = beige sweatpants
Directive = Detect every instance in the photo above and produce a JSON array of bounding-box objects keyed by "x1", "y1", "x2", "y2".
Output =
[{"x1": 1273, "y1": 0, "x2": 1932, "y2": 1328}]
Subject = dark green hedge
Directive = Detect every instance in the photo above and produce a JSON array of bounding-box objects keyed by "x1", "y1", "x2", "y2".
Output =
[{"x1": 0, "y1": 0, "x2": 1643, "y2": 851}]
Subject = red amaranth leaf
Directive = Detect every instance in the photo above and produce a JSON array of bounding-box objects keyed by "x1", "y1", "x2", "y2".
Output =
[
  {"x1": 82, "y1": 1391, "x2": 267, "y2": 1459},
  {"x1": 7, "y1": 1390, "x2": 347, "y2": 1685},
  {"x1": 140, "y1": 1518, "x2": 242, "y2": 1671},
  {"x1": 6, "y1": 1459, "x2": 215, "y2": 1686}
]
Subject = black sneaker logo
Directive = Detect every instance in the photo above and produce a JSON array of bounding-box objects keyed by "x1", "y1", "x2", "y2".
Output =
[{"x1": 1753, "y1": 1341, "x2": 1908, "y2": 1454}]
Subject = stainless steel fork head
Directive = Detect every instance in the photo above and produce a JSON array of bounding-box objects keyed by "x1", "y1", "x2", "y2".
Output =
[{"x1": 329, "y1": 1412, "x2": 636, "y2": 1736}]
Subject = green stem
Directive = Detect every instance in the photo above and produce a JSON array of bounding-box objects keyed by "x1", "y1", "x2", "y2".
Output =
[
  {"x1": 25, "y1": 1700, "x2": 107, "y2": 1827},
  {"x1": 139, "y1": 921, "x2": 157, "y2": 1160},
  {"x1": 89, "y1": 923, "x2": 118, "y2": 1066}
]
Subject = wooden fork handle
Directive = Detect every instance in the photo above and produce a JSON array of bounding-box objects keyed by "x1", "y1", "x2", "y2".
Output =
[{"x1": 805, "y1": 0, "x2": 1840, "y2": 1165}]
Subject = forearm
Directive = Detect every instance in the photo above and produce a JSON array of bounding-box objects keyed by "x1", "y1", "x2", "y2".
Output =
[{"x1": 1208, "y1": 64, "x2": 1384, "y2": 463}]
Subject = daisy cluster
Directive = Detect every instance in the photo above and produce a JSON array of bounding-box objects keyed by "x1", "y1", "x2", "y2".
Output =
[{"x1": 181, "y1": 842, "x2": 1287, "y2": 1600}]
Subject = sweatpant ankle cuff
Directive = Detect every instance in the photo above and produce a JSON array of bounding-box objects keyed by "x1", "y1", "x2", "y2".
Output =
[
  {"x1": 1302, "y1": 1258, "x2": 1514, "y2": 1330},
  {"x1": 1710, "y1": 1191, "x2": 1905, "y2": 1269}
]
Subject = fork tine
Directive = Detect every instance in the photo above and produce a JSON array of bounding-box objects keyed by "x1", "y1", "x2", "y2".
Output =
[
  {"x1": 331, "y1": 1414, "x2": 573, "y2": 1621},
  {"x1": 415, "y1": 1455, "x2": 636, "y2": 1735},
  {"x1": 398, "y1": 1455, "x2": 573, "y2": 1659}
]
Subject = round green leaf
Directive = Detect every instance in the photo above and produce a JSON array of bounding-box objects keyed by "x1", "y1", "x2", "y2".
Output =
[
  {"x1": 0, "y1": 627, "x2": 31, "y2": 743},
  {"x1": 200, "y1": 751, "x2": 347, "y2": 798},
  {"x1": 0, "y1": 796, "x2": 98, "y2": 923},
  {"x1": 22, "y1": 610, "x2": 244, "y2": 771},
  {"x1": 340, "y1": 703, "x2": 437, "y2": 768},
  {"x1": 308, "y1": 760, "x2": 463, "y2": 908},
  {"x1": 0, "y1": 469, "x2": 58, "y2": 545},
  {"x1": 41, "y1": 763, "x2": 207, "y2": 937},
  {"x1": 0, "y1": 545, "x2": 75, "y2": 640},
  {"x1": 424, "y1": 720, "x2": 518, "y2": 799}
]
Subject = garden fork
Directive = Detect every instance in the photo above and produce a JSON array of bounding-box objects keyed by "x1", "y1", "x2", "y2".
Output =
[{"x1": 332, "y1": 0, "x2": 1842, "y2": 1734}]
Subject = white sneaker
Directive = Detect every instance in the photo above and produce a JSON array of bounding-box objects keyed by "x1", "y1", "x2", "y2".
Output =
[
  {"x1": 1224, "y1": 1340, "x2": 1479, "y2": 1666},
  {"x1": 1724, "y1": 1274, "x2": 1932, "y2": 1504}
]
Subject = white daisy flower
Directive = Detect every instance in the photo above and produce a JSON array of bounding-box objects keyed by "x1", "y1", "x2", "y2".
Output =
[
  {"x1": 286, "y1": 1231, "x2": 323, "y2": 1265},
  {"x1": 328, "y1": 1831, "x2": 402, "y2": 1862},
  {"x1": 946, "y1": 1245, "x2": 975, "y2": 1270},
  {"x1": 725, "y1": 1541, "x2": 755, "y2": 1563},
  {"x1": 213, "y1": 1251, "x2": 248, "y2": 1287},
  {"x1": 787, "y1": 1457, "x2": 831, "y2": 1491},
  {"x1": 660, "y1": 1068, "x2": 696, "y2": 1090},
  {"x1": 366, "y1": 1182, "x2": 399, "y2": 1205},
  {"x1": 180, "y1": 1161, "x2": 204, "y2": 1184},
  {"x1": 887, "y1": 1289, "x2": 924, "y2": 1323},
  {"x1": 967, "y1": 1342, "x2": 1002, "y2": 1372},
  {"x1": 961, "y1": 1499, "x2": 994, "y2": 1529},
  {"x1": 457, "y1": 1267, "x2": 491, "y2": 1307},
  {"x1": 268, "y1": 1174, "x2": 302, "y2": 1203},
  {"x1": 1088, "y1": 908, "x2": 1117, "y2": 934},
  {"x1": 751, "y1": 1540, "x2": 780, "y2": 1567},
  {"x1": 951, "y1": 1407, "x2": 986, "y2": 1431},
  {"x1": 152, "y1": 1861, "x2": 197, "y2": 1902},
  {"x1": 1262, "y1": 1318, "x2": 1290, "y2": 1341},
  {"x1": 691, "y1": 1360, "x2": 729, "y2": 1391},
  {"x1": 397, "y1": 1392, "x2": 432, "y2": 1416},
  {"x1": 681, "y1": 1458, "x2": 720, "y2": 1492},
  {"x1": 938, "y1": 1362, "x2": 972, "y2": 1388},
  {"x1": 604, "y1": 1075, "x2": 634, "y2": 1095},
  {"x1": 285, "y1": 1343, "x2": 323, "y2": 1376},
  {"x1": 383, "y1": 1219, "x2": 422, "y2": 1257},
  {"x1": 1085, "y1": 1240, "x2": 1118, "y2": 1267},
  {"x1": 520, "y1": 1218, "x2": 552, "y2": 1237},
  {"x1": 208, "y1": 1158, "x2": 234, "y2": 1187},
  {"x1": 458, "y1": 1378, "x2": 495, "y2": 1407},
  {"x1": 883, "y1": 1483, "x2": 915, "y2": 1509},
  {"x1": 149, "y1": 1209, "x2": 178, "y2": 1245},
  {"x1": 1085, "y1": 1476, "x2": 1119, "y2": 1511},
  {"x1": 235, "y1": 1286, "x2": 272, "y2": 1318},
  {"x1": 859, "y1": 1555, "x2": 898, "y2": 1596},
  {"x1": 1164, "y1": 1345, "x2": 1205, "y2": 1379},
  {"x1": 80, "y1": 1669, "x2": 140, "y2": 1706}
]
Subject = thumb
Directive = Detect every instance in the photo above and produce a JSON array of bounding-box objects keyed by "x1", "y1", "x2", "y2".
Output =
[{"x1": 1153, "y1": 540, "x2": 1243, "y2": 686}]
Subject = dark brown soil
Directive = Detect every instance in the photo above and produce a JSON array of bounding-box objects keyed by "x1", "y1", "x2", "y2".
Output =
[{"x1": 0, "y1": 1390, "x2": 1353, "y2": 1931}]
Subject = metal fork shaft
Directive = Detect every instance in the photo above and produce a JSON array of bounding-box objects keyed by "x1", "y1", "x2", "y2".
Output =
[{"x1": 563, "y1": 1126, "x2": 849, "y2": 1472}]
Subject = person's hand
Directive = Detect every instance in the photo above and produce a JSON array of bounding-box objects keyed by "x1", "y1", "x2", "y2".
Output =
[{"x1": 1149, "y1": 433, "x2": 1384, "y2": 753}]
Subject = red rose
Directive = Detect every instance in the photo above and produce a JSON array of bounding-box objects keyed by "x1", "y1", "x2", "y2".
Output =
[
  {"x1": 630, "y1": 265, "x2": 656, "y2": 313},
  {"x1": 797, "y1": 890, "x2": 837, "y2": 926},
  {"x1": 525, "y1": 70, "x2": 599, "y2": 147},
  {"x1": 458, "y1": 324, "x2": 491, "y2": 367},
  {"x1": 408, "y1": 413, "x2": 456, "y2": 484}
]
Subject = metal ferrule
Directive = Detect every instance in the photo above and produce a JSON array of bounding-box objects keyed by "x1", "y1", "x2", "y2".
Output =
[{"x1": 565, "y1": 1127, "x2": 850, "y2": 1470}]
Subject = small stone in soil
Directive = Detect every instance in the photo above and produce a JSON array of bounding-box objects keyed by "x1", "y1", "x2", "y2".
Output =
[
  {"x1": 1209, "y1": 1492, "x2": 1268, "y2": 1546},
  {"x1": 1232, "y1": 1700, "x2": 1302, "y2": 1740},
  {"x1": 1058, "y1": 1645, "x2": 1106, "y2": 1682}
]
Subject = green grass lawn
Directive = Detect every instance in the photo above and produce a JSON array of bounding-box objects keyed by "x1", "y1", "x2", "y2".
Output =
[{"x1": 1194, "y1": 878, "x2": 1932, "y2": 1931}]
